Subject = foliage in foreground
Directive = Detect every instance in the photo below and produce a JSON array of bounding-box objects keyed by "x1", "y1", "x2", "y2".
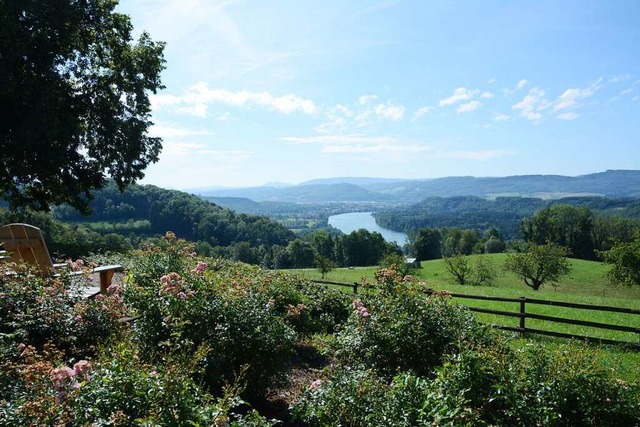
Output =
[
  {"x1": 1, "y1": 233, "x2": 639, "y2": 425},
  {"x1": 295, "y1": 267, "x2": 640, "y2": 426},
  {"x1": 0, "y1": 233, "x2": 350, "y2": 425},
  {"x1": 335, "y1": 266, "x2": 497, "y2": 378},
  {"x1": 295, "y1": 343, "x2": 640, "y2": 426}
]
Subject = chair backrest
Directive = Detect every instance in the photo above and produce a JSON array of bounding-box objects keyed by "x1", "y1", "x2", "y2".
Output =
[{"x1": 0, "y1": 223, "x2": 54, "y2": 275}]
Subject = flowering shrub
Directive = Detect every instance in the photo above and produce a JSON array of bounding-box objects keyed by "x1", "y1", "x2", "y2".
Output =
[
  {"x1": 295, "y1": 342, "x2": 640, "y2": 426},
  {"x1": 1, "y1": 339, "x2": 276, "y2": 426},
  {"x1": 125, "y1": 240, "x2": 298, "y2": 398},
  {"x1": 256, "y1": 272, "x2": 351, "y2": 335},
  {"x1": 0, "y1": 263, "x2": 126, "y2": 358},
  {"x1": 335, "y1": 267, "x2": 497, "y2": 378}
]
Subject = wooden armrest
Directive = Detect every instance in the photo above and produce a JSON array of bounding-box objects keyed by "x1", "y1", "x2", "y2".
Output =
[
  {"x1": 93, "y1": 265, "x2": 123, "y2": 294},
  {"x1": 92, "y1": 264, "x2": 122, "y2": 273}
]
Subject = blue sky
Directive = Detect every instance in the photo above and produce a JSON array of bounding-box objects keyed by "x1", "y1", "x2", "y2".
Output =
[{"x1": 117, "y1": 0, "x2": 640, "y2": 189}]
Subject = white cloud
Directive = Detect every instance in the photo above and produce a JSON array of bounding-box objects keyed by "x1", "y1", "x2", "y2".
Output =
[
  {"x1": 633, "y1": 95, "x2": 639, "y2": 102},
  {"x1": 504, "y1": 79, "x2": 529, "y2": 95},
  {"x1": 557, "y1": 112, "x2": 579, "y2": 121},
  {"x1": 620, "y1": 87, "x2": 634, "y2": 96},
  {"x1": 412, "y1": 106, "x2": 433, "y2": 121},
  {"x1": 216, "y1": 112, "x2": 230, "y2": 121},
  {"x1": 493, "y1": 114, "x2": 510, "y2": 121},
  {"x1": 488, "y1": 78, "x2": 496, "y2": 84},
  {"x1": 609, "y1": 74, "x2": 632, "y2": 83},
  {"x1": 512, "y1": 87, "x2": 548, "y2": 120},
  {"x1": 480, "y1": 91, "x2": 495, "y2": 99},
  {"x1": 374, "y1": 102, "x2": 405, "y2": 120},
  {"x1": 359, "y1": 94, "x2": 379, "y2": 105},
  {"x1": 552, "y1": 78, "x2": 602, "y2": 111},
  {"x1": 315, "y1": 97, "x2": 405, "y2": 132},
  {"x1": 439, "y1": 87, "x2": 479, "y2": 106},
  {"x1": 456, "y1": 100, "x2": 482, "y2": 113},
  {"x1": 152, "y1": 82, "x2": 318, "y2": 117}
]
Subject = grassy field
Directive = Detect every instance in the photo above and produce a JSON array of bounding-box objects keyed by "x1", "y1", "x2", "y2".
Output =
[{"x1": 287, "y1": 254, "x2": 640, "y2": 381}]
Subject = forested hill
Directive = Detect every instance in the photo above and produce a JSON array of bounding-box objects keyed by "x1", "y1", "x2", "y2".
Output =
[
  {"x1": 191, "y1": 170, "x2": 640, "y2": 203},
  {"x1": 374, "y1": 195, "x2": 640, "y2": 240},
  {"x1": 51, "y1": 182, "x2": 295, "y2": 249}
]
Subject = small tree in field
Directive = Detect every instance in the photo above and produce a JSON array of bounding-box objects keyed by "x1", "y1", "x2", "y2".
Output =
[
  {"x1": 444, "y1": 254, "x2": 497, "y2": 286},
  {"x1": 473, "y1": 254, "x2": 497, "y2": 286},
  {"x1": 601, "y1": 231, "x2": 640, "y2": 287},
  {"x1": 315, "y1": 255, "x2": 335, "y2": 279},
  {"x1": 503, "y1": 242, "x2": 571, "y2": 291},
  {"x1": 443, "y1": 254, "x2": 472, "y2": 285}
]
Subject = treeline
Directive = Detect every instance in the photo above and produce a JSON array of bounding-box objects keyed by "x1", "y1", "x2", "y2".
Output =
[
  {"x1": 404, "y1": 204, "x2": 640, "y2": 261},
  {"x1": 224, "y1": 229, "x2": 402, "y2": 269},
  {"x1": 375, "y1": 196, "x2": 640, "y2": 240}
]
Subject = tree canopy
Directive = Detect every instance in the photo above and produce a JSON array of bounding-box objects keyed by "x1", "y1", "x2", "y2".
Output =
[
  {"x1": 601, "y1": 231, "x2": 640, "y2": 287},
  {"x1": 0, "y1": 0, "x2": 165, "y2": 213},
  {"x1": 503, "y1": 242, "x2": 572, "y2": 291}
]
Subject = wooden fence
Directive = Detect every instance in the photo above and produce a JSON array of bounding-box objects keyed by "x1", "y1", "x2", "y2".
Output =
[{"x1": 310, "y1": 280, "x2": 640, "y2": 350}]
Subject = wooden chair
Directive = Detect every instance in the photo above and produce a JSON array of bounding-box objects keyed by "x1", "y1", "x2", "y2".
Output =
[{"x1": 0, "y1": 223, "x2": 122, "y2": 294}]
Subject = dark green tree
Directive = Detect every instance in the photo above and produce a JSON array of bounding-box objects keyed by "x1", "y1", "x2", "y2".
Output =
[
  {"x1": 336, "y1": 229, "x2": 390, "y2": 267},
  {"x1": 0, "y1": 0, "x2": 166, "y2": 213},
  {"x1": 409, "y1": 227, "x2": 441, "y2": 260},
  {"x1": 286, "y1": 239, "x2": 316, "y2": 268},
  {"x1": 521, "y1": 205, "x2": 594, "y2": 259},
  {"x1": 310, "y1": 231, "x2": 335, "y2": 260}
]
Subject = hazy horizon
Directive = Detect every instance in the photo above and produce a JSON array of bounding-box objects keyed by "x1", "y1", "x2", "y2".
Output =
[{"x1": 180, "y1": 168, "x2": 632, "y2": 191}]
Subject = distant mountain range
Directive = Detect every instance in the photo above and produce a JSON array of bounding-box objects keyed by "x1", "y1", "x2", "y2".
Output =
[{"x1": 188, "y1": 170, "x2": 640, "y2": 204}]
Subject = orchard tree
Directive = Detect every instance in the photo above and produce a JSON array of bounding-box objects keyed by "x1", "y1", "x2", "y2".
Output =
[
  {"x1": 315, "y1": 255, "x2": 335, "y2": 279},
  {"x1": 444, "y1": 254, "x2": 496, "y2": 286},
  {"x1": 443, "y1": 254, "x2": 472, "y2": 285},
  {"x1": 0, "y1": 0, "x2": 166, "y2": 213},
  {"x1": 601, "y1": 231, "x2": 640, "y2": 287},
  {"x1": 503, "y1": 242, "x2": 571, "y2": 291}
]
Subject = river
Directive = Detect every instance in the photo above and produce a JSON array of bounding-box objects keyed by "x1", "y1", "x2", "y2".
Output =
[{"x1": 328, "y1": 212, "x2": 408, "y2": 245}]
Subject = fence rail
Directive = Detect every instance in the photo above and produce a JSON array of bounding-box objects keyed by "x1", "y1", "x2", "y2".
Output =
[{"x1": 310, "y1": 279, "x2": 640, "y2": 350}]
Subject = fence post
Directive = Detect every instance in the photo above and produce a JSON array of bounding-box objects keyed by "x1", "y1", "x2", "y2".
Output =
[
  {"x1": 519, "y1": 297, "x2": 526, "y2": 337},
  {"x1": 353, "y1": 282, "x2": 358, "y2": 295}
]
